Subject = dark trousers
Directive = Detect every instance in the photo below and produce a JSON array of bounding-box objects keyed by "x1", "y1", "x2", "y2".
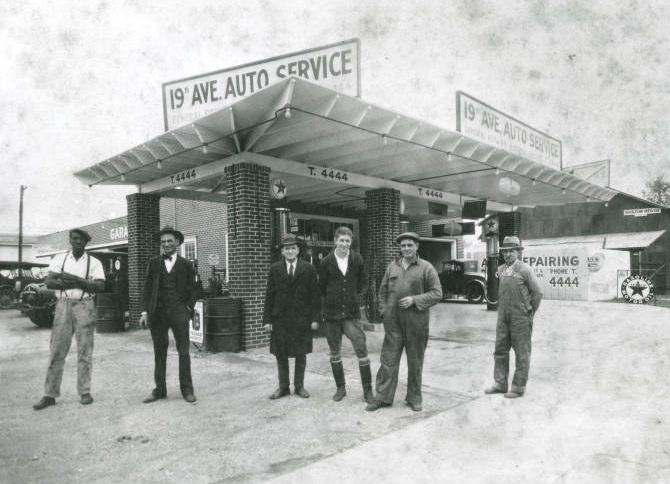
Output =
[
  {"x1": 275, "y1": 354, "x2": 307, "y2": 390},
  {"x1": 150, "y1": 305, "x2": 193, "y2": 396}
]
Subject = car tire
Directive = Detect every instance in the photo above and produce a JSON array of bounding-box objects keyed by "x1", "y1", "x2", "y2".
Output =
[
  {"x1": 467, "y1": 282, "x2": 485, "y2": 304},
  {"x1": 28, "y1": 309, "x2": 54, "y2": 328}
]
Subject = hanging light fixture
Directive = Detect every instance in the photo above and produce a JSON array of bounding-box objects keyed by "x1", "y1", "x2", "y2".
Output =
[
  {"x1": 382, "y1": 134, "x2": 388, "y2": 145},
  {"x1": 562, "y1": 188, "x2": 567, "y2": 195},
  {"x1": 531, "y1": 179, "x2": 537, "y2": 186},
  {"x1": 284, "y1": 107, "x2": 292, "y2": 119},
  {"x1": 495, "y1": 167, "x2": 500, "y2": 176},
  {"x1": 120, "y1": 174, "x2": 126, "y2": 182},
  {"x1": 202, "y1": 144, "x2": 209, "y2": 155},
  {"x1": 157, "y1": 160, "x2": 163, "y2": 170}
]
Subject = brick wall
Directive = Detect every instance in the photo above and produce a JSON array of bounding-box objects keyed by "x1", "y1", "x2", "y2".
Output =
[
  {"x1": 126, "y1": 193, "x2": 160, "y2": 328},
  {"x1": 160, "y1": 199, "x2": 228, "y2": 290},
  {"x1": 365, "y1": 189, "x2": 400, "y2": 321},
  {"x1": 225, "y1": 163, "x2": 271, "y2": 350}
]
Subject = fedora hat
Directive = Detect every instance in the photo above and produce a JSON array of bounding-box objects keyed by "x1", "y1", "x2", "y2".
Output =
[
  {"x1": 499, "y1": 236, "x2": 523, "y2": 251},
  {"x1": 279, "y1": 235, "x2": 300, "y2": 247},
  {"x1": 158, "y1": 225, "x2": 184, "y2": 244}
]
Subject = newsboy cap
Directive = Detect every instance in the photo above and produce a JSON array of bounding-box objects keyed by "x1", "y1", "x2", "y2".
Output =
[
  {"x1": 499, "y1": 236, "x2": 524, "y2": 251},
  {"x1": 69, "y1": 228, "x2": 92, "y2": 243},
  {"x1": 395, "y1": 232, "x2": 421, "y2": 244}
]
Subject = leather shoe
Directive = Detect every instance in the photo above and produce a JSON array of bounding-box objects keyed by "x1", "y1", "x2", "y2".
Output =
[
  {"x1": 406, "y1": 401, "x2": 422, "y2": 412},
  {"x1": 332, "y1": 386, "x2": 347, "y2": 402},
  {"x1": 33, "y1": 396, "x2": 55, "y2": 411},
  {"x1": 484, "y1": 385, "x2": 506, "y2": 395},
  {"x1": 504, "y1": 391, "x2": 523, "y2": 399},
  {"x1": 365, "y1": 400, "x2": 391, "y2": 412},
  {"x1": 142, "y1": 390, "x2": 167, "y2": 404},
  {"x1": 183, "y1": 393, "x2": 197, "y2": 403},
  {"x1": 80, "y1": 394, "x2": 94, "y2": 405},
  {"x1": 269, "y1": 387, "x2": 290, "y2": 400},
  {"x1": 294, "y1": 387, "x2": 310, "y2": 398}
]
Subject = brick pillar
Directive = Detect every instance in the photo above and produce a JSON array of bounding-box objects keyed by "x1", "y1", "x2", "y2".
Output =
[
  {"x1": 365, "y1": 188, "x2": 400, "y2": 322},
  {"x1": 126, "y1": 193, "x2": 160, "y2": 328},
  {"x1": 225, "y1": 163, "x2": 271, "y2": 350}
]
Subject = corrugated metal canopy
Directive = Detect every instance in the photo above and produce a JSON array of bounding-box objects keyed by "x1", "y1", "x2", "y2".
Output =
[{"x1": 74, "y1": 77, "x2": 618, "y2": 213}]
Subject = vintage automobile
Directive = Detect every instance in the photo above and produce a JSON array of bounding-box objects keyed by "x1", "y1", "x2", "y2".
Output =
[
  {"x1": 19, "y1": 283, "x2": 57, "y2": 327},
  {"x1": 0, "y1": 261, "x2": 50, "y2": 309},
  {"x1": 19, "y1": 251, "x2": 129, "y2": 329},
  {"x1": 438, "y1": 259, "x2": 487, "y2": 303}
]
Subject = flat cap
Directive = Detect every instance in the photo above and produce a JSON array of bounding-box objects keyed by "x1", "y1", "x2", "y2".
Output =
[
  {"x1": 395, "y1": 232, "x2": 421, "y2": 244},
  {"x1": 69, "y1": 228, "x2": 92, "y2": 243}
]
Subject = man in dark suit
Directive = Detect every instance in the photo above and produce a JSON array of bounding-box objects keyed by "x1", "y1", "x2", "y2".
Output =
[
  {"x1": 139, "y1": 226, "x2": 197, "y2": 404},
  {"x1": 263, "y1": 236, "x2": 320, "y2": 399}
]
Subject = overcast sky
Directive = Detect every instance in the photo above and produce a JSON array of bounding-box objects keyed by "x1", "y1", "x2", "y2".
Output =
[{"x1": 2, "y1": 0, "x2": 668, "y2": 235}]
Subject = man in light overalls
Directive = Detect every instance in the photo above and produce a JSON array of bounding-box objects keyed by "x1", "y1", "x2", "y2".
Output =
[
  {"x1": 33, "y1": 229, "x2": 105, "y2": 410},
  {"x1": 485, "y1": 236, "x2": 542, "y2": 399}
]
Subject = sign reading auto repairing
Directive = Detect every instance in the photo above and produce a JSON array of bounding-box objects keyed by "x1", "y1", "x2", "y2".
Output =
[
  {"x1": 162, "y1": 39, "x2": 361, "y2": 130},
  {"x1": 456, "y1": 92, "x2": 562, "y2": 170},
  {"x1": 521, "y1": 247, "x2": 588, "y2": 301}
]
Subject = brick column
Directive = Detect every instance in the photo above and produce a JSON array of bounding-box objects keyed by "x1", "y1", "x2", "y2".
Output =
[
  {"x1": 225, "y1": 163, "x2": 271, "y2": 350},
  {"x1": 365, "y1": 188, "x2": 400, "y2": 322},
  {"x1": 126, "y1": 193, "x2": 160, "y2": 329}
]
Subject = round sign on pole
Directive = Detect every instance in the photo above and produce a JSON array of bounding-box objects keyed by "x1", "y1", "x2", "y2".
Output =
[
  {"x1": 620, "y1": 274, "x2": 655, "y2": 304},
  {"x1": 270, "y1": 178, "x2": 287, "y2": 199},
  {"x1": 208, "y1": 253, "x2": 220, "y2": 266}
]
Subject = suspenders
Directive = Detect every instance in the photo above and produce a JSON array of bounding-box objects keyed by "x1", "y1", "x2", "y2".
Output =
[{"x1": 59, "y1": 252, "x2": 91, "y2": 300}]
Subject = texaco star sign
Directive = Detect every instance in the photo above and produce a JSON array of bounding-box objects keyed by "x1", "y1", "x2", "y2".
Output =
[{"x1": 620, "y1": 274, "x2": 655, "y2": 304}]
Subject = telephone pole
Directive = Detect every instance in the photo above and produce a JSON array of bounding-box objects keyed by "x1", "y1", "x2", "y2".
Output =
[{"x1": 18, "y1": 185, "x2": 27, "y2": 267}]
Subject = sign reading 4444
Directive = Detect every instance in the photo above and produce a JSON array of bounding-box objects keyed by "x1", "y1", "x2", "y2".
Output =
[{"x1": 621, "y1": 274, "x2": 655, "y2": 304}]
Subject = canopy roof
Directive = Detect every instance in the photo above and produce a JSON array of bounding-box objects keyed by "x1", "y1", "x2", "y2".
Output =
[
  {"x1": 75, "y1": 77, "x2": 617, "y2": 217},
  {"x1": 525, "y1": 230, "x2": 666, "y2": 250}
]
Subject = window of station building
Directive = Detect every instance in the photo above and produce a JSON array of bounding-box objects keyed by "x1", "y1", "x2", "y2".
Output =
[
  {"x1": 180, "y1": 237, "x2": 197, "y2": 262},
  {"x1": 291, "y1": 214, "x2": 357, "y2": 248}
]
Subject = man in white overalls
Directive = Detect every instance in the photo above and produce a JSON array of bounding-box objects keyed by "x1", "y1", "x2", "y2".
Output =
[{"x1": 33, "y1": 229, "x2": 105, "y2": 410}]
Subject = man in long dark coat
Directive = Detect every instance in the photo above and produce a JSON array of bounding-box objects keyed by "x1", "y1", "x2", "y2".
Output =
[{"x1": 263, "y1": 236, "x2": 320, "y2": 399}]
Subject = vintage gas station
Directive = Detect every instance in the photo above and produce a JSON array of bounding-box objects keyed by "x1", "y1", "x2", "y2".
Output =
[{"x1": 69, "y1": 43, "x2": 636, "y2": 349}]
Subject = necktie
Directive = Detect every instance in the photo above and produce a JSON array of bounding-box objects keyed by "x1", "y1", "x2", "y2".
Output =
[{"x1": 289, "y1": 263, "x2": 294, "y2": 278}]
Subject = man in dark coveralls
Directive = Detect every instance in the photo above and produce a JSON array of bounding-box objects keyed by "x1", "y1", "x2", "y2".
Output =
[
  {"x1": 139, "y1": 226, "x2": 197, "y2": 404},
  {"x1": 485, "y1": 236, "x2": 542, "y2": 399},
  {"x1": 366, "y1": 232, "x2": 442, "y2": 412},
  {"x1": 263, "y1": 236, "x2": 320, "y2": 399}
]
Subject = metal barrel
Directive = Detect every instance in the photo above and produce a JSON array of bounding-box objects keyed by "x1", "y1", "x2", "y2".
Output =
[
  {"x1": 95, "y1": 292, "x2": 124, "y2": 333},
  {"x1": 205, "y1": 297, "x2": 242, "y2": 352}
]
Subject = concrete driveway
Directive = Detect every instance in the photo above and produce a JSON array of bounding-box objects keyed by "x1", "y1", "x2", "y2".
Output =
[{"x1": 1, "y1": 300, "x2": 669, "y2": 483}]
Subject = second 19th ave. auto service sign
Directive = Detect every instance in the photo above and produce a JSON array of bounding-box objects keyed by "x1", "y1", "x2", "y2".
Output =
[{"x1": 620, "y1": 274, "x2": 655, "y2": 304}]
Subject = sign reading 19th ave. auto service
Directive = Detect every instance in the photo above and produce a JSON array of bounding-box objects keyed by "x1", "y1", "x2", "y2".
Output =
[
  {"x1": 162, "y1": 39, "x2": 360, "y2": 131},
  {"x1": 456, "y1": 91, "x2": 562, "y2": 170}
]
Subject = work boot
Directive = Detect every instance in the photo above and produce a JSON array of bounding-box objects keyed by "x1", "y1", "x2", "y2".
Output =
[
  {"x1": 359, "y1": 363, "x2": 374, "y2": 403},
  {"x1": 484, "y1": 385, "x2": 506, "y2": 395},
  {"x1": 365, "y1": 400, "x2": 391, "y2": 412},
  {"x1": 80, "y1": 393, "x2": 94, "y2": 405},
  {"x1": 269, "y1": 387, "x2": 290, "y2": 400},
  {"x1": 330, "y1": 360, "x2": 346, "y2": 402},
  {"x1": 33, "y1": 396, "x2": 56, "y2": 411},
  {"x1": 504, "y1": 391, "x2": 524, "y2": 399}
]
